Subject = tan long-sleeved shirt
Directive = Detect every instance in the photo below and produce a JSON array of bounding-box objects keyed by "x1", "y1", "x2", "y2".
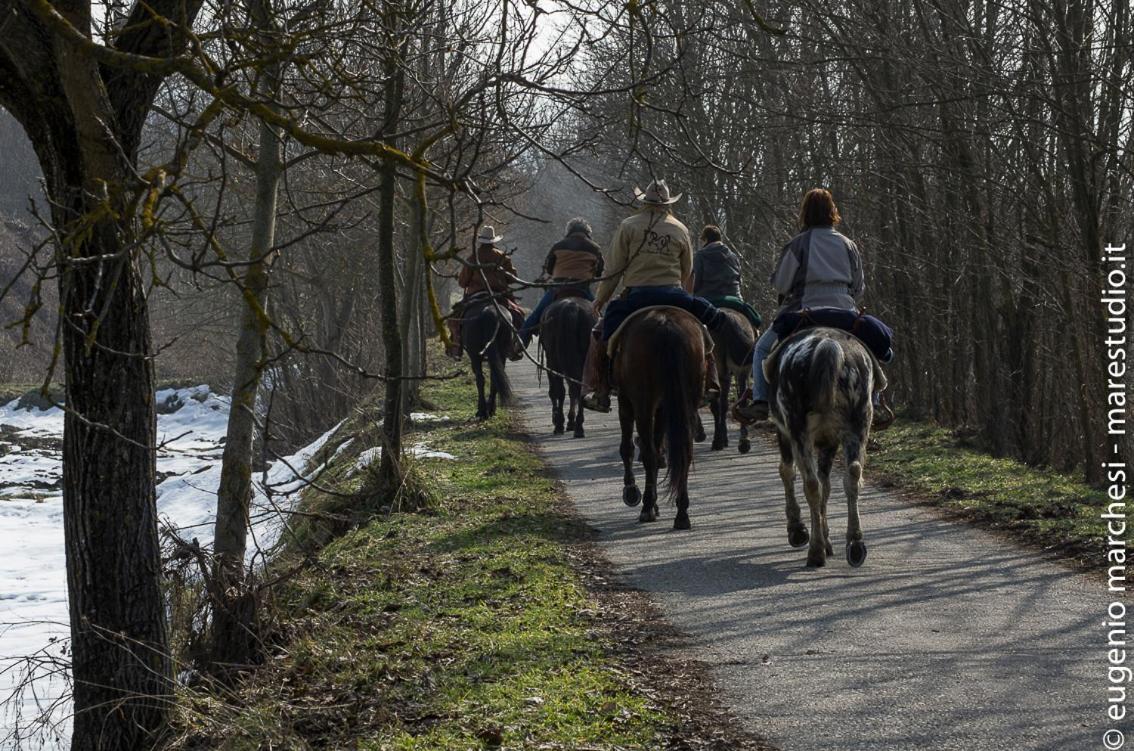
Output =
[{"x1": 595, "y1": 207, "x2": 693, "y2": 301}]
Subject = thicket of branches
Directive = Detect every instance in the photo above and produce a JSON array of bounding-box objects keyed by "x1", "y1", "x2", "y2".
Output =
[
  {"x1": 578, "y1": 0, "x2": 1132, "y2": 481},
  {"x1": 0, "y1": 0, "x2": 1128, "y2": 747}
]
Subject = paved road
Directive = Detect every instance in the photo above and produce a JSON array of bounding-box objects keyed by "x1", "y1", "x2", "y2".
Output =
[{"x1": 511, "y1": 359, "x2": 1110, "y2": 751}]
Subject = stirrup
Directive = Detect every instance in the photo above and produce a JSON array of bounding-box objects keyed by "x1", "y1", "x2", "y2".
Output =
[
  {"x1": 581, "y1": 391, "x2": 611, "y2": 413},
  {"x1": 872, "y1": 403, "x2": 895, "y2": 431},
  {"x1": 732, "y1": 398, "x2": 768, "y2": 425}
]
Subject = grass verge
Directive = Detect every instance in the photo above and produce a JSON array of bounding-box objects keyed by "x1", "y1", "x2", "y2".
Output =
[
  {"x1": 168, "y1": 358, "x2": 767, "y2": 750},
  {"x1": 869, "y1": 419, "x2": 1120, "y2": 566}
]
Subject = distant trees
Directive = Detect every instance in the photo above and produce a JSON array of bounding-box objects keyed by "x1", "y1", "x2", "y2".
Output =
[{"x1": 580, "y1": 0, "x2": 1132, "y2": 481}]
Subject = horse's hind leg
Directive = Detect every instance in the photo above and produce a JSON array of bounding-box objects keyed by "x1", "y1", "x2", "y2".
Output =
[
  {"x1": 569, "y1": 378, "x2": 585, "y2": 439},
  {"x1": 817, "y1": 445, "x2": 836, "y2": 558},
  {"x1": 737, "y1": 371, "x2": 751, "y2": 454},
  {"x1": 472, "y1": 356, "x2": 488, "y2": 420},
  {"x1": 619, "y1": 401, "x2": 641, "y2": 508},
  {"x1": 844, "y1": 435, "x2": 868, "y2": 567},
  {"x1": 796, "y1": 443, "x2": 828, "y2": 567},
  {"x1": 711, "y1": 365, "x2": 729, "y2": 451},
  {"x1": 549, "y1": 373, "x2": 565, "y2": 434},
  {"x1": 779, "y1": 433, "x2": 808, "y2": 548},
  {"x1": 637, "y1": 410, "x2": 660, "y2": 523}
]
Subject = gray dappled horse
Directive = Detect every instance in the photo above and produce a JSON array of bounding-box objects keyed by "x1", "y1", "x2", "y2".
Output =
[
  {"x1": 539, "y1": 296, "x2": 596, "y2": 438},
  {"x1": 614, "y1": 308, "x2": 705, "y2": 530},
  {"x1": 708, "y1": 307, "x2": 757, "y2": 453},
  {"x1": 461, "y1": 299, "x2": 514, "y2": 419},
  {"x1": 766, "y1": 327, "x2": 886, "y2": 567}
]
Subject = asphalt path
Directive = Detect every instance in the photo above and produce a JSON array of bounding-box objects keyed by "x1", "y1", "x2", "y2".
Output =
[{"x1": 510, "y1": 357, "x2": 1109, "y2": 751}]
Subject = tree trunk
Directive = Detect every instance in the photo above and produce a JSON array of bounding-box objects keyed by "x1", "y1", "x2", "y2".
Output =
[{"x1": 210, "y1": 38, "x2": 284, "y2": 669}]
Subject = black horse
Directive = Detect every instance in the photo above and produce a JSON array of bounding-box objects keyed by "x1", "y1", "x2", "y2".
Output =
[
  {"x1": 708, "y1": 307, "x2": 757, "y2": 453},
  {"x1": 539, "y1": 296, "x2": 596, "y2": 438},
  {"x1": 461, "y1": 298, "x2": 515, "y2": 419}
]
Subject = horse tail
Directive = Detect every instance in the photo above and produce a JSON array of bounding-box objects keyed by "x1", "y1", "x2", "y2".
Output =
[
  {"x1": 658, "y1": 322, "x2": 697, "y2": 499},
  {"x1": 809, "y1": 337, "x2": 844, "y2": 414},
  {"x1": 489, "y1": 348, "x2": 513, "y2": 404}
]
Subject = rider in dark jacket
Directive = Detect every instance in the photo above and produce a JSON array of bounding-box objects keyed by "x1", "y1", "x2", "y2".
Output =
[{"x1": 520, "y1": 218, "x2": 604, "y2": 346}]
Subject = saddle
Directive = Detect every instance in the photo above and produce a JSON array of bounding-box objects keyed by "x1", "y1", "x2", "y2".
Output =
[
  {"x1": 551, "y1": 285, "x2": 589, "y2": 304},
  {"x1": 606, "y1": 305, "x2": 714, "y2": 357},
  {"x1": 772, "y1": 307, "x2": 893, "y2": 363},
  {"x1": 463, "y1": 291, "x2": 525, "y2": 320},
  {"x1": 708, "y1": 296, "x2": 763, "y2": 329}
]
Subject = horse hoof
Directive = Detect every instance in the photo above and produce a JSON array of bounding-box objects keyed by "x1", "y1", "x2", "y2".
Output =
[
  {"x1": 566, "y1": 418, "x2": 576, "y2": 431},
  {"x1": 825, "y1": 542, "x2": 834, "y2": 557},
  {"x1": 673, "y1": 513, "x2": 691, "y2": 531},
  {"x1": 623, "y1": 485, "x2": 641, "y2": 507},
  {"x1": 847, "y1": 541, "x2": 868, "y2": 568},
  {"x1": 806, "y1": 555, "x2": 826, "y2": 568},
  {"x1": 738, "y1": 439, "x2": 751, "y2": 454},
  {"x1": 553, "y1": 425, "x2": 565, "y2": 435},
  {"x1": 694, "y1": 427, "x2": 706, "y2": 443},
  {"x1": 788, "y1": 527, "x2": 809, "y2": 548},
  {"x1": 639, "y1": 507, "x2": 658, "y2": 523},
  {"x1": 711, "y1": 439, "x2": 726, "y2": 451},
  {"x1": 573, "y1": 429, "x2": 585, "y2": 439}
]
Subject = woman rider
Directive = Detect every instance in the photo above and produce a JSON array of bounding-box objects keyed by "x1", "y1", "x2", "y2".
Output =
[
  {"x1": 734, "y1": 188, "x2": 892, "y2": 429},
  {"x1": 519, "y1": 217, "x2": 604, "y2": 346}
]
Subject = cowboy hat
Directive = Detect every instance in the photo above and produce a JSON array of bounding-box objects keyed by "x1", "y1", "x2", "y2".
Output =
[
  {"x1": 476, "y1": 225, "x2": 504, "y2": 244},
  {"x1": 633, "y1": 179, "x2": 682, "y2": 205}
]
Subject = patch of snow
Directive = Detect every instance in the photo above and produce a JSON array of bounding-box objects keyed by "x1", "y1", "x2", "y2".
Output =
[
  {"x1": 0, "y1": 388, "x2": 341, "y2": 748},
  {"x1": 355, "y1": 442, "x2": 456, "y2": 471}
]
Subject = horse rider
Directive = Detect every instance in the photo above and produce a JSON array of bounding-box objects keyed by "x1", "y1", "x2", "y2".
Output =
[
  {"x1": 519, "y1": 217, "x2": 605, "y2": 347},
  {"x1": 691, "y1": 224, "x2": 763, "y2": 330},
  {"x1": 580, "y1": 179, "x2": 747, "y2": 413},
  {"x1": 447, "y1": 225, "x2": 526, "y2": 360},
  {"x1": 733, "y1": 188, "x2": 893, "y2": 429}
]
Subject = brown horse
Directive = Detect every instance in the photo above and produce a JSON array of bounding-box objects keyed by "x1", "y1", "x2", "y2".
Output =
[
  {"x1": 708, "y1": 307, "x2": 757, "y2": 453},
  {"x1": 540, "y1": 296, "x2": 596, "y2": 438},
  {"x1": 613, "y1": 308, "x2": 704, "y2": 530}
]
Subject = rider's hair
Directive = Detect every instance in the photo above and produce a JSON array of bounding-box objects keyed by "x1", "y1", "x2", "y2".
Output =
[
  {"x1": 799, "y1": 188, "x2": 842, "y2": 229},
  {"x1": 701, "y1": 225, "x2": 722, "y2": 243},
  {"x1": 565, "y1": 217, "x2": 592, "y2": 236}
]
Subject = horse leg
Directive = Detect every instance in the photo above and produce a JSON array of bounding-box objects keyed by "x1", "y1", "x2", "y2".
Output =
[
  {"x1": 486, "y1": 351, "x2": 499, "y2": 417},
  {"x1": 779, "y1": 433, "x2": 808, "y2": 548},
  {"x1": 711, "y1": 365, "x2": 729, "y2": 450},
  {"x1": 736, "y1": 371, "x2": 751, "y2": 454},
  {"x1": 844, "y1": 435, "x2": 868, "y2": 567},
  {"x1": 570, "y1": 379, "x2": 585, "y2": 439},
  {"x1": 817, "y1": 445, "x2": 837, "y2": 558},
  {"x1": 472, "y1": 355, "x2": 488, "y2": 420},
  {"x1": 619, "y1": 400, "x2": 641, "y2": 508},
  {"x1": 795, "y1": 442, "x2": 828, "y2": 567},
  {"x1": 549, "y1": 373, "x2": 565, "y2": 434},
  {"x1": 693, "y1": 412, "x2": 706, "y2": 443},
  {"x1": 637, "y1": 410, "x2": 660, "y2": 523}
]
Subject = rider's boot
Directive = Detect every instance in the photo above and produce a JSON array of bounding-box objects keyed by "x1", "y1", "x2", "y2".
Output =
[
  {"x1": 731, "y1": 389, "x2": 769, "y2": 425},
  {"x1": 703, "y1": 355, "x2": 721, "y2": 406},
  {"x1": 580, "y1": 331, "x2": 611, "y2": 413},
  {"x1": 872, "y1": 392, "x2": 895, "y2": 431}
]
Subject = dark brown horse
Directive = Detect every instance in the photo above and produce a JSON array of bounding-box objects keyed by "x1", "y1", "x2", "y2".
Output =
[
  {"x1": 708, "y1": 307, "x2": 757, "y2": 453},
  {"x1": 613, "y1": 308, "x2": 704, "y2": 530},
  {"x1": 461, "y1": 298, "x2": 514, "y2": 419},
  {"x1": 540, "y1": 296, "x2": 596, "y2": 438}
]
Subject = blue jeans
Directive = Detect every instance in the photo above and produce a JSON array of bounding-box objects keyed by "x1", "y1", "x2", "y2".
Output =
[
  {"x1": 751, "y1": 327, "x2": 778, "y2": 402},
  {"x1": 521, "y1": 285, "x2": 594, "y2": 341},
  {"x1": 601, "y1": 286, "x2": 720, "y2": 340}
]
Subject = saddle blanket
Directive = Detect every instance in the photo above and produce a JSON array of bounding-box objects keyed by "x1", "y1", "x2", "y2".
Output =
[
  {"x1": 708, "y1": 296, "x2": 763, "y2": 329},
  {"x1": 772, "y1": 307, "x2": 893, "y2": 362}
]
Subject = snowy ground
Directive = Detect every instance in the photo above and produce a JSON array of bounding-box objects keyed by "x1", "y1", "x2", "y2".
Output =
[{"x1": 0, "y1": 387, "x2": 388, "y2": 749}]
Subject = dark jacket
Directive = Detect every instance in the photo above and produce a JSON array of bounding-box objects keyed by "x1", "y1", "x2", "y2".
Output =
[
  {"x1": 693, "y1": 241, "x2": 742, "y2": 299},
  {"x1": 543, "y1": 231, "x2": 604, "y2": 281}
]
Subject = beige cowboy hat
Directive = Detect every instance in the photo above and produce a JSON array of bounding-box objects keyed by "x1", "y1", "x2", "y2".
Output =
[
  {"x1": 633, "y1": 179, "x2": 682, "y2": 205},
  {"x1": 476, "y1": 225, "x2": 503, "y2": 244}
]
